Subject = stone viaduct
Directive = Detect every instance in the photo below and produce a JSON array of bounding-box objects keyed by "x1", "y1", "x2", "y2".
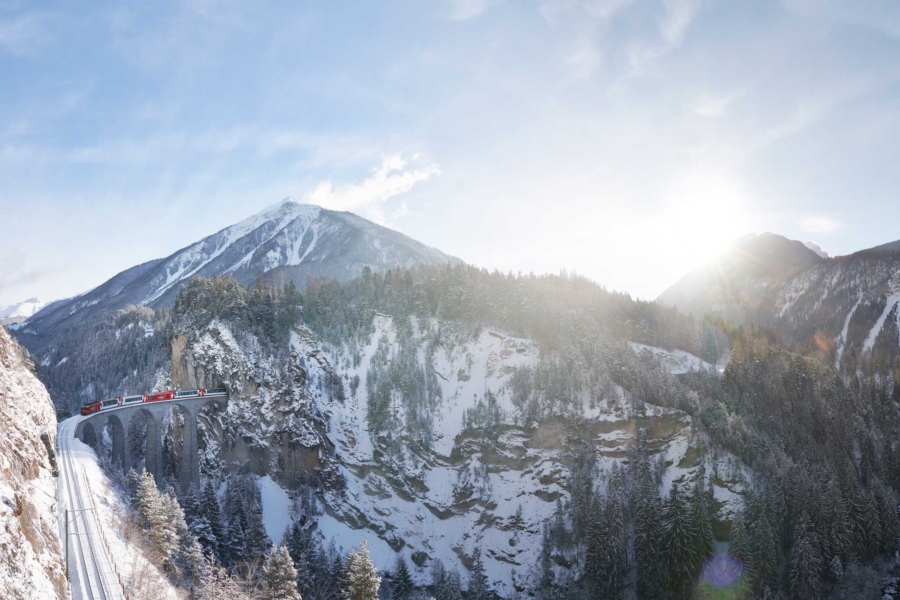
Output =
[{"x1": 74, "y1": 393, "x2": 227, "y2": 490}]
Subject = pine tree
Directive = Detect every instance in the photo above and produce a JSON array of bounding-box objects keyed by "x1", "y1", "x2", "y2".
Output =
[
  {"x1": 789, "y1": 515, "x2": 823, "y2": 600},
  {"x1": 753, "y1": 512, "x2": 778, "y2": 594},
  {"x1": 151, "y1": 490, "x2": 186, "y2": 571},
  {"x1": 634, "y1": 481, "x2": 664, "y2": 598},
  {"x1": 661, "y1": 482, "x2": 696, "y2": 600},
  {"x1": 263, "y1": 545, "x2": 302, "y2": 600},
  {"x1": 135, "y1": 468, "x2": 159, "y2": 529},
  {"x1": 224, "y1": 507, "x2": 247, "y2": 567},
  {"x1": 690, "y1": 469, "x2": 714, "y2": 565},
  {"x1": 198, "y1": 557, "x2": 247, "y2": 600},
  {"x1": 344, "y1": 540, "x2": 381, "y2": 600},
  {"x1": 466, "y1": 548, "x2": 491, "y2": 600},
  {"x1": 246, "y1": 502, "x2": 272, "y2": 560},
  {"x1": 201, "y1": 479, "x2": 224, "y2": 559},
  {"x1": 728, "y1": 509, "x2": 753, "y2": 582},
  {"x1": 125, "y1": 467, "x2": 141, "y2": 504},
  {"x1": 391, "y1": 556, "x2": 413, "y2": 600}
]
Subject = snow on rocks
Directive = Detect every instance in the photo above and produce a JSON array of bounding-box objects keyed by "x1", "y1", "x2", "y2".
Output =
[{"x1": 0, "y1": 326, "x2": 66, "y2": 599}]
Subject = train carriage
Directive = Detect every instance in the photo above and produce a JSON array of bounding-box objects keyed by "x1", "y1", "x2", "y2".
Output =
[{"x1": 80, "y1": 388, "x2": 225, "y2": 415}]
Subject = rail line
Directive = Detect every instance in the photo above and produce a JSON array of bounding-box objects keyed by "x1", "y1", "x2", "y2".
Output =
[{"x1": 58, "y1": 416, "x2": 125, "y2": 600}]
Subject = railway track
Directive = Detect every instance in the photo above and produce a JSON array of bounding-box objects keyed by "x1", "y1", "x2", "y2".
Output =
[{"x1": 57, "y1": 416, "x2": 125, "y2": 600}]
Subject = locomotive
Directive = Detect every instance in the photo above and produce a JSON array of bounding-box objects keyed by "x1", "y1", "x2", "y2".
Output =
[{"x1": 79, "y1": 388, "x2": 227, "y2": 416}]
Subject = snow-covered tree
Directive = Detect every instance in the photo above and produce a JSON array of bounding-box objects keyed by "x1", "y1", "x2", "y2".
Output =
[
  {"x1": 391, "y1": 556, "x2": 413, "y2": 600},
  {"x1": 466, "y1": 549, "x2": 491, "y2": 600},
  {"x1": 263, "y1": 545, "x2": 302, "y2": 600},
  {"x1": 201, "y1": 479, "x2": 224, "y2": 559},
  {"x1": 135, "y1": 468, "x2": 159, "y2": 529},
  {"x1": 789, "y1": 515, "x2": 823, "y2": 600},
  {"x1": 343, "y1": 540, "x2": 381, "y2": 600},
  {"x1": 661, "y1": 482, "x2": 695, "y2": 599}
]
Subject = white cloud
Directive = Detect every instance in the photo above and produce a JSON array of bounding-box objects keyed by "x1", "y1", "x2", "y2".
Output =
[
  {"x1": 566, "y1": 37, "x2": 603, "y2": 79},
  {"x1": 449, "y1": 0, "x2": 490, "y2": 20},
  {"x1": 690, "y1": 90, "x2": 743, "y2": 117},
  {"x1": 0, "y1": 12, "x2": 54, "y2": 56},
  {"x1": 800, "y1": 216, "x2": 842, "y2": 234},
  {"x1": 661, "y1": 0, "x2": 703, "y2": 47},
  {"x1": 305, "y1": 154, "x2": 440, "y2": 225}
]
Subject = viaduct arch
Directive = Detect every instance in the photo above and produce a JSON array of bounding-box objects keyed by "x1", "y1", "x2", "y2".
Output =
[{"x1": 75, "y1": 395, "x2": 227, "y2": 490}]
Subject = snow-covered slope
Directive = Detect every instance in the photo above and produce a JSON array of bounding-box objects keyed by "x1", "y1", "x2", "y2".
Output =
[
  {"x1": 0, "y1": 326, "x2": 66, "y2": 599},
  {"x1": 0, "y1": 298, "x2": 46, "y2": 325},
  {"x1": 14, "y1": 198, "x2": 461, "y2": 355},
  {"x1": 170, "y1": 314, "x2": 742, "y2": 596}
]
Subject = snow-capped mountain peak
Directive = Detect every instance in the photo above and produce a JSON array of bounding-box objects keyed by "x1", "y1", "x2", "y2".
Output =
[
  {"x1": 14, "y1": 200, "x2": 461, "y2": 353},
  {"x1": 0, "y1": 298, "x2": 47, "y2": 325},
  {"x1": 803, "y1": 241, "x2": 829, "y2": 259}
]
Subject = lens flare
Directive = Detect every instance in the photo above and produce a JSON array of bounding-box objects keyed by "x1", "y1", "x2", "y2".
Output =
[
  {"x1": 702, "y1": 551, "x2": 742, "y2": 586},
  {"x1": 697, "y1": 552, "x2": 749, "y2": 599}
]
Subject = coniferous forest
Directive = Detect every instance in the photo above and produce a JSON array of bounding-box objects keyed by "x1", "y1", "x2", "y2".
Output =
[{"x1": 47, "y1": 265, "x2": 900, "y2": 599}]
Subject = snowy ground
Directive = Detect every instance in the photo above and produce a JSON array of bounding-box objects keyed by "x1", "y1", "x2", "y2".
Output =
[
  {"x1": 283, "y1": 317, "x2": 739, "y2": 595},
  {"x1": 58, "y1": 416, "x2": 181, "y2": 600}
]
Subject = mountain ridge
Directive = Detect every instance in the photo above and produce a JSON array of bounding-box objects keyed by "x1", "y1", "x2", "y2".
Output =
[{"x1": 13, "y1": 199, "x2": 461, "y2": 355}]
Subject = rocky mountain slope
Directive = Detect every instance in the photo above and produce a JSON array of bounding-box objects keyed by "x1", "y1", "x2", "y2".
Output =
[
  {"x1": 660, "y1": 232, "x2": 900, "y2": 372},
  {"x1": 87, "y1": 270, "x2": 738, "y2": 597},
  {"x1": 0, "y1": 325, "x2": 65, "y2": 599},
  {"x1": 14, "y1": 198, "x2": 460, "y2": 356}
]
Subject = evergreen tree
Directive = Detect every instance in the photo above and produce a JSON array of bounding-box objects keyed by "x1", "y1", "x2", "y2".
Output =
[
  {"x1": 135, "y1": 468, "x2": 159, "y2": 529},
  {"x1": 198, "y1": 557, "x2": 247, "y2": 600},
  {"x1": 391, "y1": 556, "x2": 413, "y2": 600},
  {"x1": 690, "y1": 468, "x2": 714, "y2": 565},
  {"x1": 729, "y1": 509, "x2": 754, "y2": 583},
  {"x1": 753, "y1": 511, "x2": 779, "y2": 594},
  {"x1": 466, "y1": 548, "x2": 491, "y2": 600},
  {"x1": 223, "y1": 499, "x2": 248, "y2": 567},
  {"x1": 661, "y1": 482, "x2": 696, "y2": 600},
  {"x1": 125, "y1": 467, "x2": 141, "y2": 504},
  {"x1": 789, "y1": 515, "x2": 823, "y2": 600},
  {"x1": 201, "y1": 479, "x2": 225, "y2": 559},
  {"x1": 344, "y1": 540, "x2": 381, "y2": 600},
  {"x1": 246, "y1": 502, "x2": 273, "y2": 560},
  {"x1": 263, "y1": 545, "x2": 302, "y2": 600}
]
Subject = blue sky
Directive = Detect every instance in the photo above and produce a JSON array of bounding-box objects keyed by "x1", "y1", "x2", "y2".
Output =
[{"x1": 1, "y1": 0, "x2": 899, "y2": 306}]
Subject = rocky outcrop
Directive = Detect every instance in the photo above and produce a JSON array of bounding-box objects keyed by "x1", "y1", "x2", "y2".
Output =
[{"x1": 0, "y1": 325, "x2": 66, "y2": 600}]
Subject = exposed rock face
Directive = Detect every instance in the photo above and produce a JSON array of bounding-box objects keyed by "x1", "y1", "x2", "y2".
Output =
[
  {"x1": 0, "y1": 325, "x2": 66, "y2": 600},
  {"x1": 165, "y1": 313, "x2": 741, "y2": 596}
]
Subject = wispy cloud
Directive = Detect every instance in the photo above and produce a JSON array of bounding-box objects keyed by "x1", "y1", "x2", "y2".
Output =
[
  {"x1": 800, "y1": 216, "x2": 842, "y2": 234},
  {"x1": 305, "y1": 154, "x2": 440, "y2": 226},
  {"x1": 0, "y1": 12, "x2": 54, "y2": 56},
  {"x1": 690, "y1": 90, "x2": 743, "y2": 117},
  {"x1": 660, "y1": 0, "x2": 702, "y2": 48},
  {"x1": 448, "y1": 0, "x2": 491, "y2": 21}
]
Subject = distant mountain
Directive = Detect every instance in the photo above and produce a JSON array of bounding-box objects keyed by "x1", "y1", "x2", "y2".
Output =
[
  {"x1": 14, "y1": 199, "x2": 461, "y2": 353},
  {"x1": 660, "y1": 233, "x2": 900, "y2": 370},
  {"x1": 658, "y1": 232, "x2": 825, "y2": 322},
  {"x1": 0, "y1": 298, "x2": 47, "y2": 326},
  {"x1": 803, "y1": 241, "x2": 829, "y2": 259}
]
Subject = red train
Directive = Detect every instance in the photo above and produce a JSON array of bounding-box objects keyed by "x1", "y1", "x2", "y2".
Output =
[{"x1": 80, "y1": 388, "x2": 227, "y2": 416}]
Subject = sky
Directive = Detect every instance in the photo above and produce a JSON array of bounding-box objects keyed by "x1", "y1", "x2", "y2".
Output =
[{"x1": 1, "y1": 0, "x2": 899, "y2": 307}]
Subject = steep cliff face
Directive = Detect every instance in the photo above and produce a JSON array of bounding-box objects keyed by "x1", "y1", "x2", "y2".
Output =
[
  {"x1": 165, "y1": 311, "x2": 742, "y2": 595},
  {"x1": 0, "y1": 326, "x2": 66, "y2": 600}
]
